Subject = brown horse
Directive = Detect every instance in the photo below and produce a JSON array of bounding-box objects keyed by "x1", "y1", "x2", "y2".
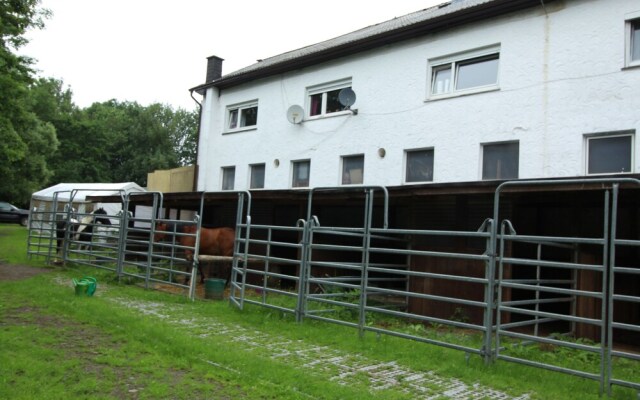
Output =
[{"x1": 154, "y1": 223, "x2": 235, "y2": 284}]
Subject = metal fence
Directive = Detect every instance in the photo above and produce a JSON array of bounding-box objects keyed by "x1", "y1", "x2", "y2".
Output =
[{"x1": 26, "y1": 181, "x2": 639, "y2": 396}]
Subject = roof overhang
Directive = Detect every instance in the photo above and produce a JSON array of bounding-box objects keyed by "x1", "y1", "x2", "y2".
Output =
[{"x1": 190, "y1": 0, "x2": 551, "y2": 93}]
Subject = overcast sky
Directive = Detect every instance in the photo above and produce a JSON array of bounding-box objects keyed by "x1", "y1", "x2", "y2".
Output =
[{"x1": 20, "y1": 1, "x2": 448, "y2": 111}]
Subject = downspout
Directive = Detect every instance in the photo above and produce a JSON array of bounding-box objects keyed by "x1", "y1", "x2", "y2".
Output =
[{"x1": 190, "y1": 89, "x2": 202, "y2": 192}]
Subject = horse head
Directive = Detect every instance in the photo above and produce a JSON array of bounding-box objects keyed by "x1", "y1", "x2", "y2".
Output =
[
  {"x1": 153, "y1": 222, "x2": 168, "y2": 242},
  {"x1": 93, "y1": 207, "x2": 112, "y2": 225}
]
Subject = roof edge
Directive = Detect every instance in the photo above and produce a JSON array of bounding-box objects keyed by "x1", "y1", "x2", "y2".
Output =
[{"x1": 190, "y1": 0, "x2": 547, "y2": 92}]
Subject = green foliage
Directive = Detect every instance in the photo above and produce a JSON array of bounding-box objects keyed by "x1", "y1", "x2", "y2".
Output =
[
  {"x1": 4, "y1": 226, "x2": 639, "y2": 399},
  {"x1": 0, "y1": 1, "x2": 57, "y2": 206},
  {"x1": 0, "y1": 1, "x2": 198, "y2": 205}
]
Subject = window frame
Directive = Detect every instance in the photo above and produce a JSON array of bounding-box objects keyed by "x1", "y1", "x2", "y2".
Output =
[
  {"x1": 427, "y1": 45, "x2": 500, "y2": 100},
  {"x1": 481, "y1": 141, "x2": 519, "y2": 181},
  {"x1": 585, "y1": 131, "x2": 634, "y2": 175},
  {"x1": 221, "y1": 166, "x2": 236, "y2": 190},
  {"x1": 291, "y1": 159, "x2": 311, "y2": 188},
  {"x1": 225, "y1": 100, "x2": 258, "y2": 133},
  {"x1": 306, "y1": 79, "x2": 352, "y2": 119},
  {"x1": 249, "y1": 163, "x2": 266, "y2": 189},
  {"x1": 404, "y1": 148, "x2": 435, "y2": 184},
  {"x1": 625, "y1": 13, "x2": 640, "y2": 68},
  {"x1": 341, "y1": 154, "x2": 364, "y2": 185}
]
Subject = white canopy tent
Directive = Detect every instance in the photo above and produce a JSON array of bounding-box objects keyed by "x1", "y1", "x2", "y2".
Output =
[{"x1": 29, "y1": 182, "x2": 146, "y2": 229}]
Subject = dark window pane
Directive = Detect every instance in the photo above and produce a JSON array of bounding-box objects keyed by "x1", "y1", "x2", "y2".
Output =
[
  {"x1": 633, "y1": 21, "x2": 640, "y2": 61},
  {"x1": 482, "y1": 142, "x2": 519, "y2": 180},
  {"x1": 456, "y1": 55, "x2": 499, "y2": 90},
  {"x1": 222, "y1": 167, "x2": 235, "y2": 190},
  {"x1": 292, "y1": 161, "x2": 310, "y2": 187},
  {"x1": 406, "y1": 150, "x2": 434, "y2": 182},
  {"x1": 240, "y1": 106, "x2": 258, "y2": 127},
  {"x1": 342, "y1": 155, "x2": 364, "y2": 185},
  {"x1": 250, "y1": 164, "x2": 265, "y2": 189},
  {"x1": 588, "y1": 136, "x2": 632, "y2": 174},
  {"x1": 326, "y1": 88, "x2": 347, "y2": 114},
  {"x1": 310, "y1": 93, "x2": 322, "y2": 116}
]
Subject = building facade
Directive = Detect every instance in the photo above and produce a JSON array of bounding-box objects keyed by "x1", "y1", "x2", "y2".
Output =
[{"x1": 193, "y1": 0, "x2": 640, "y2": 192}]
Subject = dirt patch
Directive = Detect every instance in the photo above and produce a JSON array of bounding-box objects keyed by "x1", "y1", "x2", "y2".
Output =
[{"x1": 0, "y1": 263, "x2": 51, "y2": 281}]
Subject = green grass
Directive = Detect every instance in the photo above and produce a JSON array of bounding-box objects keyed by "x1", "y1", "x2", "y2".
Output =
[{"x1": 0, "y1": 224, "x2": 638, "y2": 399}]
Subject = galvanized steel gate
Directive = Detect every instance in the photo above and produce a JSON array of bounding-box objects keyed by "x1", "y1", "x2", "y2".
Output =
[
  {"x1": 26, "y1": 181, "x2": 639, "y2": 395},
  {"x1": 492, "y1": 179, "x2": 640, "y2": 395},
  {"x1": 230, "y1": 181, "x2": 640, "y2": 396}
]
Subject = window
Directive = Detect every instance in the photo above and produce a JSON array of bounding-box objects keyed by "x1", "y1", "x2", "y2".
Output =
[
  {"x1": 429, "y1": 46, "x2": 500, "y2": 98},
  {"x1": 482, "y1": 141, "x2": 519, "y2": 180},
  {"x1": 405, "y1": 149, "x2": 434, "y2": 183},
  {"x1": 341, "y1": 155, "x2": 364, "y2": 185},
  {"x1": 308, "y1": 79, "x2": 351, "y2": 117},
  {"x1": 221, "y1": 166, "x2": 235, "y2": 190},
  {"x1": 227, "y1": 101, "x2": 258, "y2": 131},
  {"x1": 292, "y1": 160, "x2": 310, "y2": 188},
  {"x1": 249, "y1": 163, "x2": 265, "y2": 189},
  {"x1": 586, "y1": 133, "x2": 633, "y2": 174},
  {"x1": 626, "y1": 17, "x2": 640, "y2": 67}
]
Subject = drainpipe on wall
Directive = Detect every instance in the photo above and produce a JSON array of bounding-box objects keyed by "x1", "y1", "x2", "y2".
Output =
[
  {"x1": 190, "y1": 56, "x2": 225, "y2": 192},
  {"x1": 190, "y1": 89, "x2": 202, "y2": 192}
]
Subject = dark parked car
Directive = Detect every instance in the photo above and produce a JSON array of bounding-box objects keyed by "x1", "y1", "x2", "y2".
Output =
[{"x1": 0, "y1": 202, "x2": 29, "y2": 226}]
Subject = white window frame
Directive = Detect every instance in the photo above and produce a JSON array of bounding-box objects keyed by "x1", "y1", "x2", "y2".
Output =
[
  {"x1": 625, "y1": 12, "x2": 640, "y2": 68},
  {"x1": 249, "y1": 163, "x2": 266, "y2": 189},
  {"x1": 221, "y1": 166, "x2": 236, "y2": 190},
  {"x1": 291, "y1": 159, "x2": 311, "y2": 188},
  {"x1": 341, "y1": 154, "x2": 364, "y2": 185},
  {"x1": 585, "y1": 131, "x2": 634, "y2": 175},
  {"x1": 480, "y1": 140, "x2": 519, "y2": 181},
  {"x1": 225, "y1": 100, "x2": 258, "y2": 133},
  {"x1": 306, "y1": 78, "x2": 352, "y2": 119},
  {"x1": 404, "y1": 148, "x2": 435, "y2": 184},
  {"x1": 427, "y1": 44, "x2": 500, "y2": 100}
]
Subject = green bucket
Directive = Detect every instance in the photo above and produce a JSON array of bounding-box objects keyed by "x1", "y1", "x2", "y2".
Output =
[
  {"x1": 73, "y1": 277, "x2": 97, "y2": 296},
  {"x1": 204, "y1": 278, "x2": 226, "y2": 300}
]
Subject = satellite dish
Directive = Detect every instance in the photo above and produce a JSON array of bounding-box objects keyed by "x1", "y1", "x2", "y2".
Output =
[
  {"x1": 338, "y1": 88, "x2": 357, "y2": 108},
  {"x1": 286, "y1": 105, "x2": 304, "y2": 124}
]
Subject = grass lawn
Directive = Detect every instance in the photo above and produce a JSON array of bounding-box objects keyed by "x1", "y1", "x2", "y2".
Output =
[{"x1": 0, "y1": 224, "x2": 638, "y2": 399}]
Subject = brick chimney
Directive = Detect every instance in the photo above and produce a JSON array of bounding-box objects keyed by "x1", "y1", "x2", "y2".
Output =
[{"x1": 205, "y1": 56, "x2": 224, "y2": 83}]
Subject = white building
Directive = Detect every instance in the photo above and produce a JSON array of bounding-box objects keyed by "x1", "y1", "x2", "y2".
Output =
[{"x1": 192, "y1": 0, "x2": 640, "y2": 192}]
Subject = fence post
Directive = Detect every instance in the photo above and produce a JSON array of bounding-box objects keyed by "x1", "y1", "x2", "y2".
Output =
[{"x1": 483, "y1": 218, "x2": 496, "y2": 364}]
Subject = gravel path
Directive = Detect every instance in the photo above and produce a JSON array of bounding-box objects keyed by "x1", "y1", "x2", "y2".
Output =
[{"x1": 111, "y1": 298, "x2": 530, "y2": 400}]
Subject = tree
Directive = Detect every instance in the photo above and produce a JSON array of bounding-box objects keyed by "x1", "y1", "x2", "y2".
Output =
[
  {"x1": 78, "y1": 101, "x2": 197, "y2": 186},
  {"x1": 0, "y1": 0, "x2": 57, "y2": 206}
]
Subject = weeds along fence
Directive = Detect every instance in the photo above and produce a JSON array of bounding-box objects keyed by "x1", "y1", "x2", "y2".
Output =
[{"x1": 25, "y1": 181, "x2": 640, "y2": 397}]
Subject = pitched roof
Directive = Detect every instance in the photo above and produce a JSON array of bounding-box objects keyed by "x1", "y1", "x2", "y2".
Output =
[{"x1": 192, "y1": 0, "x2": 546, "y2": 91}]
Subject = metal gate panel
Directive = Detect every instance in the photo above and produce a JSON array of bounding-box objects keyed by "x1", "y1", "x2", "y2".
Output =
[
  {"x1": 229, "y1": 221, "x2": 306, "y2": 315},
  {"x1": 27, "y1": 190, "x2": 73, "y2": 264},
  {"x1": 495, "y1": 222, "x2": 609, "y2": 390},
  {"x1": 493, "y1": 178, "x2": 640, "y2": 396},
  {"x1": 118, "y1": 192, "x2": 202, "y2": 299},
  {"x1": 607, "y1": 184, "x2": 640, "y2": 394}
]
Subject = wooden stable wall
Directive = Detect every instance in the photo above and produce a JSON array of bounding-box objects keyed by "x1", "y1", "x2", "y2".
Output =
[{"x1": 147, "y1": 166, "x2": 195, "y2": 193}]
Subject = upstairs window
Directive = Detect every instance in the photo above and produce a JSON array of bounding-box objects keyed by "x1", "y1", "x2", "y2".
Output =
[
  {"x1": 482, "y1": 141, "x2": 519, "y2": 180},
  {"x1": 627, "y1": 17, "x2": 640, "y2": 67},
  {"x1": 429, "y1": 45, "x2": 500, "y2": 98},
  {"x1": 221, "y1": 166, "x2": 235, "y2": 190},
  {"x1": 341, "y1": 155, "x2": 364, "y2": 185},
  {"x1": 405, "y1": 148, "x2": 434, "y2": 183},
  {"x1": 308, "y1": 79, "x2": 351, "y2": 118},
  {"x1": 227, "y1": 101, "x2": 258, "y2": 132},
  {"x1": 292, "y1": 160, "x2": 310, "y2": 188},
  {"x1": 586, "y1": 133, "x2": 633, "y2": 175},
  {"x1": 249, "y1": 163, "x2": 265, "y2": 189}
]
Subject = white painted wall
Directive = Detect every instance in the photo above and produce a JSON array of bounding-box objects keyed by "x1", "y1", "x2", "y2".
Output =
[{"x1": 197, "y1": 0, "x2": 640, "y2": 191}]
